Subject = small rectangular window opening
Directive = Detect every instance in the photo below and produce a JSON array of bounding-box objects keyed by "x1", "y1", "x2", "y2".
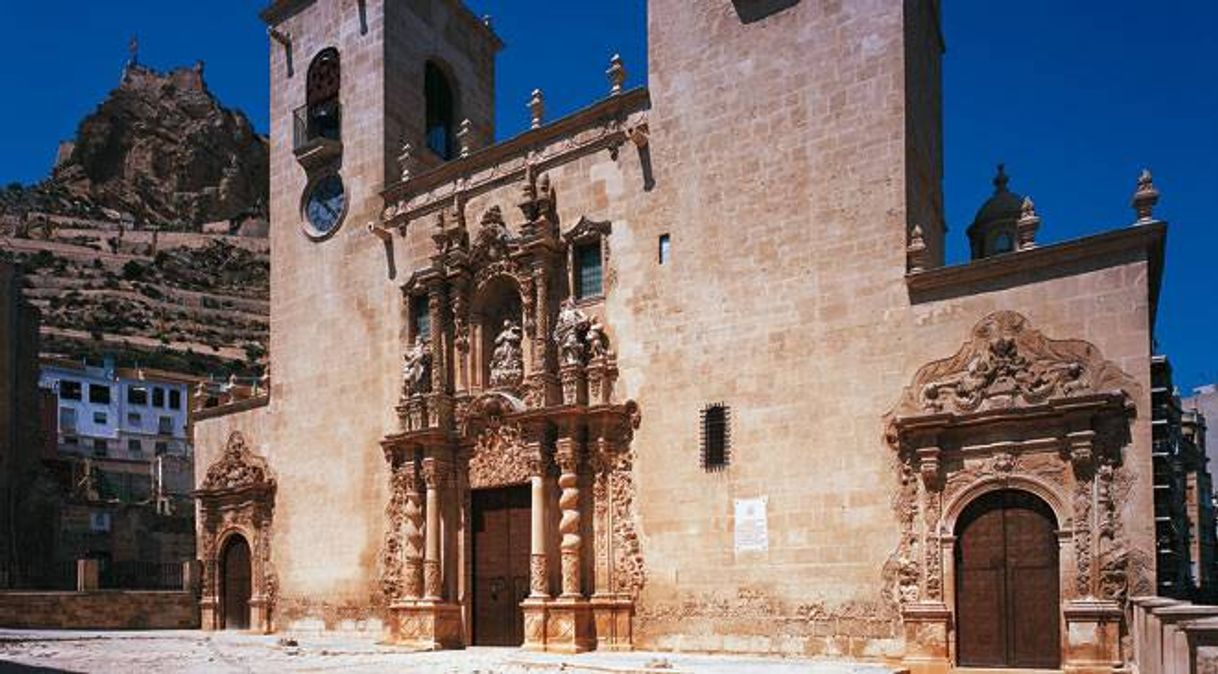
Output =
[
  {"x1": 128, "y1": 387, "x2": 148, "y2": 406},
  {"x1": 575, "y1": 242, "x2": 603, "y2": 299},
  {"x1": 701, "y1": 403, "x2": 731, "y2": 470},
  {"x1": 89, "y1": 384, "x2": 111, "y2": 405},
  {"x1": 413, "y1": 295, "x2": 431, "y2": 342},
  {"x1": 658, "y1": 234, "x2": 671, "y2": 265},
  {"x1": 60, "y1": 380, "x2": 82, "y2": 401}
]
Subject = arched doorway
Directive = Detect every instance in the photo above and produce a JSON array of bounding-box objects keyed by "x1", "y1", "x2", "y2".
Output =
[
  {"x1": 955, "y1": 489, "x2": 1060, "y2": 669},
  {"x1": 221, "y1": 535, "x2": 252, "y2": 630}
]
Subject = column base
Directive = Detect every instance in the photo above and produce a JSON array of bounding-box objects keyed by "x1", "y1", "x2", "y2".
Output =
[
  {"x1": 521, "y1": 598, "x2": 550, "y2": 651},
  {"x1": 522, "y1": 597, "x2": 595, "y2": 653},
  {"x1": 200, "y1": 597, "x2": 219, "y2": 631},
  {"x1": 388, "y1": 600, "x2": 464, "y2": 649},
  {"x1": 901, "y1": 602, "x2": 952, "y2": 674},
  {"x1": 1062, "y1": 598, "x2": 1124, "y2": 674},
  {"x1": 249, "y1": 595, "x2": 272, "y2": 634},
  {"x1": 590, "y1": 594, "x2": 634, "y2": 651}
]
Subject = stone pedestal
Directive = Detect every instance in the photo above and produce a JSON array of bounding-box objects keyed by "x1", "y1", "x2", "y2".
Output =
[
  {"x1": 388, "y1": 600, "x2": 463, "y2": 649},
  {"x1": 76, "y1": 558, "x2": 99, "y2": 592},
  {"x1": 590, "y1": 594, "x2": 634, "y2": 651},
  {"x1": 199, "y1": 597, "x2": 219, "y2": 631},
  {"x1": 249, "y1": 595, "x2": 271, "y2": 634},
  {"x1": 901, "y1": 602, "x2": 952, "y2": 674},
  {"x1": 1062, "y1": 599, "x2": 1123, "y2": 674},
  {"x1": 544, "y1": 598, "x2": 595, "y2": 653},
  {"x1": 521, "y1": 598, "x2": 549, "y2": 651},
  {"x1": 560, "y1": 365, "x2": 587, "y2": 406}
]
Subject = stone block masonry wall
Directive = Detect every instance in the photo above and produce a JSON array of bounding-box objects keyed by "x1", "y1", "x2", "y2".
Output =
[{"x1": 0, "y1": 592, "x2": 198, "y2": 630}]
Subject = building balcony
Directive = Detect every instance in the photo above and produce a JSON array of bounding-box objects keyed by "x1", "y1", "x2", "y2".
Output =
[{"x1": 293, "y1": 99, "x2": 342, "y2": 169}]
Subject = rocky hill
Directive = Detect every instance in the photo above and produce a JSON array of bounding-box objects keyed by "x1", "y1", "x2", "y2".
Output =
[{"x1": 0, "y1": 63, "x2": 269, "y2": 378}]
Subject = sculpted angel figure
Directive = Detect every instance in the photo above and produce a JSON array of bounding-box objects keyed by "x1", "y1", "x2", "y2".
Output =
[
  {"x1": 490, "y1": 319, "x2": 524, "y2": 388},
  {"x1": 402, "y1": 337, "x2": 432, "y2": 396},
  {"x1": 586, "y1": 318, "x2": 609, "y2": 359}
]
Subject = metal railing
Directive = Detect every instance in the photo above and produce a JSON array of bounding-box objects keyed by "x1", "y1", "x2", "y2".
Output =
[
  {"x1": 0, "y1": 560, "x2": 77, "y2": 591},
  {"x1": 293, "y1": 99, "x2": 342, "y2": 150},
  {"x1": 99, "y1": 560, "x2": 184, "y2": 590}
]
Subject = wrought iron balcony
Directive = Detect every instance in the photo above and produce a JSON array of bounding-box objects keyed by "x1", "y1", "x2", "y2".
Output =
[{"x1": 293, "y1": 99, "x2": 342, "y2": 167}]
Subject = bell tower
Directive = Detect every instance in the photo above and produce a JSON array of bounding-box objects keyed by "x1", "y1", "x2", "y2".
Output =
[{"x1": 255, "y1": 0, "x2": 499, "y2": 627}]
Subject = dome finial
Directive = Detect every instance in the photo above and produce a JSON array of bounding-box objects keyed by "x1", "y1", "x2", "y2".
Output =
[{"x1": 993, "y1": 163, "x2": 1009, "y2": 193}]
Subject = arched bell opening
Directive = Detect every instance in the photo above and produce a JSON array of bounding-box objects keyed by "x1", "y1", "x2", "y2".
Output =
[
  {"x1": 472, "y1": 276, "x2": 526, "y2": 392},
  {"x1": 953, "y1": 488, "x2": 1061, "y2": 670}
]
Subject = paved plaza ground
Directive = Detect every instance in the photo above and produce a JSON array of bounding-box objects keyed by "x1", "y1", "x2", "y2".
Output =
[{"x1": 0, "y1": 629, "x2": 899, "y2": 673}]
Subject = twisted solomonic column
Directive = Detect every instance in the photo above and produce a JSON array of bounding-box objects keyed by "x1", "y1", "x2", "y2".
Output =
[
  {"x1": 556, "y1": 441, "x2": 582, "y2": 598},
  {"x1": 403, "y1": 458, "x2": 424, "y2": 600}
]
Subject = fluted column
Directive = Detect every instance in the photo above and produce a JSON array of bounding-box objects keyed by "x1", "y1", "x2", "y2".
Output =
[
  {"x1": 422, "y1": 457, "x2": 443, "y2": 601},
  {"x1": 556, "y1": 437, "x2": 582, "y2": 598},
  {"x1": 402, "y1": 454, "x2": 424, "y2": 600}
]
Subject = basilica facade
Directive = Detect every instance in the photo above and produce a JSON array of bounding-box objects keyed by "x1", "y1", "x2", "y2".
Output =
[{"x1": 193, "y1": 1, "x2": 1167, "y2": 672}]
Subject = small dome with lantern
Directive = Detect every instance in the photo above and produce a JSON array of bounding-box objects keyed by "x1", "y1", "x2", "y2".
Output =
[{"x1": 967, "y1": 164, "x2": 1024, "y2": 260}]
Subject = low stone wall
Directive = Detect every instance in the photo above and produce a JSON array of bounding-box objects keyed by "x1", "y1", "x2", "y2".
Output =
[
  {"x1": 0, "y1": 591, "x2": 199, "y2": 630},
  {"x1": 1131, "y1": 595, "x2": 1218, "y2": 674}
]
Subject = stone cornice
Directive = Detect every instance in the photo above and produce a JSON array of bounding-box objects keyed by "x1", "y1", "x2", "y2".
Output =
[
  {"x1": 193, "y1": 395, "x2": 270, "y2": 423},
  {"x1": 380, "y1": 88, "x2": 650, "y2": 226},
  {"x1": 260, "y1": 0, "x2": 501, "y2": 48},
  {"x1": 907, "y1": 222, "x2": 1166, "y2": 325}
]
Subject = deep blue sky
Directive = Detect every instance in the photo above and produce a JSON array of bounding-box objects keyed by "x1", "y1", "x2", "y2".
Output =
[{"x1": 0, "y1": 2, "x2": 1214, "y2": 390}]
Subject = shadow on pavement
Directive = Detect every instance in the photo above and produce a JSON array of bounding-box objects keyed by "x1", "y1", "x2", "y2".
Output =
[{"x1": 0, "y1": 661, "x2": 83, "y2": 674}]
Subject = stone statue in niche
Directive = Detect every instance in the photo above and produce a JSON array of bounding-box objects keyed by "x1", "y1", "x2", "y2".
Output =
[
  {"x1": 402, "y1": 337, "x2": 431, "y2": 397},
  {"x1": 490, "y1": 319, "x2": 524, "y2": 388},
  {"x1": 586, "y1": 318, "x2": 609, "y2": 359},
  {"x1": 554, "y1": 298, "x2": 590, "y2": 366}
]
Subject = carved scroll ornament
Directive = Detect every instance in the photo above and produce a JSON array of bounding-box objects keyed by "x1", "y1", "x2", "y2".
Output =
[
  {"x1": 887, "y1": 311, "x2": 1135, "y2": 427},
  {"x1": 201, "y1": 431, "x2": 273, "y2": 492}
]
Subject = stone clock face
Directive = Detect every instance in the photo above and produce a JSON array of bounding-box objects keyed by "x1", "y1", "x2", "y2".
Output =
[{"x1": 304, "y1": 174, "x2": 346, "y2": 236}]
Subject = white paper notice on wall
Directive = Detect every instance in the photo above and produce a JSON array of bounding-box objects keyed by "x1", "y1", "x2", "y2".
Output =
[{"x1": 734, "y1": 496, "x2": 768, "y2": 554}]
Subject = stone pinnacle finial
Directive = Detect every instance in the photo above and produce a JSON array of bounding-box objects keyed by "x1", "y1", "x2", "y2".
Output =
[
  {"x1": 457, "y1": 119, "x2": 473, "y2": 159},
  {"x1": 1132, "y1": 168, "x2": 1160, "y2": 224},
  {"x1": 607, "y1": 54, "x2": 626, "y2": 96},
  {"x1": 993, "y1": 163, "x2": 1009, "y2": 193},
  {"x1": 528, "y1": 89, "x2": 545, "y2": 130},
  {"x1": 907, "y1": 224, "x2": 928, "y2": 273},
  {"x1": 397, "y1": 140, "x2": 415, "y2": 182},
  {"x1": 1016, "y1": 196, "x2": 1040, "y2": 250}
]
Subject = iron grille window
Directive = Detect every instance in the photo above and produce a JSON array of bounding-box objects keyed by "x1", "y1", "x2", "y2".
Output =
[
  {"x1": 168, "y1": 389, "x2": 181, "y2": 410},
  {"x1": 152, "y1": 387, "x2": 165, "y2": 407},
  {"x1": 701, "y1": 403, "x2": 731, "y2": 470},
  {"x1": 574, "y1": 242, "x2": 603, "y2": 299}
]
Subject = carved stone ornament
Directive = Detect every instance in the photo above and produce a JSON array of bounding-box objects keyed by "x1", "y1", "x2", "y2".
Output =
[
  {"x1": 489, "y1": 319, "x2": 525, "y2": 389},
  {"x1": 887, "y1": 311, "x2": 1135, "y2": 427},
  {"x1": 554, "y1": 298, "x2": 590, "y2": 367},
  {"x1": 201, "y1": 431, "x2": 273, "y2": 492},
  {"x1": 472, "y1": 205, "x2": 512, "y2": 265},
  {"x1": 468, "y1": 422, "x2": 533, "y2": 489},
  {"x1": 401, "y1": 337, "x2": 432, "y2": 398}
]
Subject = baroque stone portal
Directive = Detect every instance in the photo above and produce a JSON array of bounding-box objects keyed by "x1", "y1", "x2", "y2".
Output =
[
  {"x1": 380, "y1": 169, "x2": 643, "y2": 652},
  {"x1": 195, "y1": 431, "x2": 277, "y2": 633},
  {"x1": 883, "y1": 312, "x2": 1148, "y2": 674}
]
